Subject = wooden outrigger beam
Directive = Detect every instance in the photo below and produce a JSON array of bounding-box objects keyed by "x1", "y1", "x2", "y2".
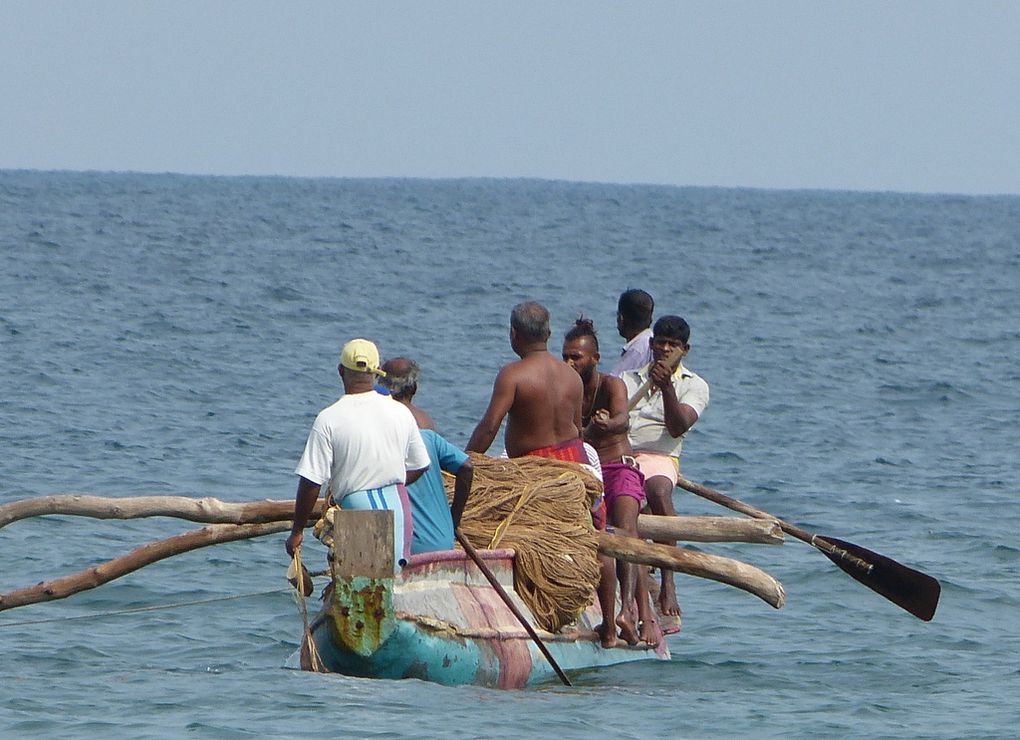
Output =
[
  {"x1": 637, "y1": 513, "x2": 783, "y2": 544},
  {"x1": 2, "y1": 496, "x2": 782, "y2": 544},
  {"x1": 0, "y1": 495, "x2": 786, "y2": 613}
]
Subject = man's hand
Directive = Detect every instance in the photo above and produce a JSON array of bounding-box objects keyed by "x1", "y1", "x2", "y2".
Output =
[
  {"x1": 649, "y1": 360, "x2": 674, "y2": 390},
  {"x1": 590, "y1": 408, "x2": 612, "y2": 431},
  {"x1": 285, "y1": 529, "x2": 304, "y2": 557}
]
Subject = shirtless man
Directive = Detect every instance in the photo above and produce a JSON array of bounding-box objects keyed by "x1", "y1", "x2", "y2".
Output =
[
  {"x1": 563, "y1": 319, "x2": 659, "y2": 647},
  {"x1": 466, "y1": 302, "x2": 584, "y2": 461}
]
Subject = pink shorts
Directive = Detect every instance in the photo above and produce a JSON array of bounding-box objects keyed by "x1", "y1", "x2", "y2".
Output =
[
  {"x1": 633, "y1": 452, "x2": 679, "y2": 487},
  {"x1": 602, "y1": 462, "x2": 646, "y2": 509}
]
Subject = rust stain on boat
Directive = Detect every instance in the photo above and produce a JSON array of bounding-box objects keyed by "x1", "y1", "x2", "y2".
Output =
[{"x1": 328, "y1": 576, "x2": 394, "y2": 656}]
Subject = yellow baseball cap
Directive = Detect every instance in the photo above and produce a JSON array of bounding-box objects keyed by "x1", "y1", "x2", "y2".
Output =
[{"x1": 340, "y1": 338, "x2": 386, "y2": 376}]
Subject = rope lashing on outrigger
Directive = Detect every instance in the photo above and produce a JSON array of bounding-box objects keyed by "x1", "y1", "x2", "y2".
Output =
[{"x1": 444, "y1": 453, "x2": 603, "y2": 633}]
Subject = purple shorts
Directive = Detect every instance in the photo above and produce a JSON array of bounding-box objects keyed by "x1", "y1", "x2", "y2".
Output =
[{"x1": 602, "y1": 462, "x2": 646, "y2": 509}]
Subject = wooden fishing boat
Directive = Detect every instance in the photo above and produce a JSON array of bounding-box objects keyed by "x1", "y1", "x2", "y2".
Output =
[{"x1": 300, "y1": 509, "x2": 669, "y2": 688}]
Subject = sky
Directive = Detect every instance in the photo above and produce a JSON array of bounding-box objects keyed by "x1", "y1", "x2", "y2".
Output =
[{"x1": 2, "y1": 1, "x2": 1018, "y2": 195}]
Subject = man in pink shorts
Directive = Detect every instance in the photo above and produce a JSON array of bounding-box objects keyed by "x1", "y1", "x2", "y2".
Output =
[{"x1": 622, "y1": 316, "x2": 710, "y2": 619}]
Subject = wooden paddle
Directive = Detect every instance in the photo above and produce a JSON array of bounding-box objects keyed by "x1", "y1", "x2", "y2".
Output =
[
  {"x1": 626, "y1": 346, "x2": 686, "y2": 411},
  {"x1": 455, "y1": 529, "x2": 572, "y2": 687},
  {"x1": 623, "y1": 352, "x2": 940, "y2": 621},
  {"x1": 676, "y1": 477, "x2": 941, "y2": 621}
]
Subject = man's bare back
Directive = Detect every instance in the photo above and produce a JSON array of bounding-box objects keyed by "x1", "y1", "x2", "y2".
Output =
[
  {"x1": 467, "y1": 350, "x2": 582, "y2": 456},
  {"x1": 466, "y1": 302, "x2": 582, "y2": 457}
]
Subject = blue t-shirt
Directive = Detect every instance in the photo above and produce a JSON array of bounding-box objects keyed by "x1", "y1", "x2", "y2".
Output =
[{"x1": 407, "y1": 429, "x2": 469, "y2": 554}]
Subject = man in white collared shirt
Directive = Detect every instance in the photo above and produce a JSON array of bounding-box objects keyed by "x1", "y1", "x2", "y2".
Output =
[
  {"x1": 621, "y1": 315, "x2": 709, "y2": 620},
  {"x1": 611, "y1": 289, "x2": 655, "y2": 376}
]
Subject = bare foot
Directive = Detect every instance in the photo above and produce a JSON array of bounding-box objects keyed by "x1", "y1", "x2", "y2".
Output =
[
  {"x1": 639, "y1": 617, "x2": 663, "y2": 647},
  {"x1": 616, "y1": 612, "x2": 639, "y2": 646},
  {"x1": 658, "y1": 579, "x2": 682, "y2": 618},
  {"x1": 595, "y1": 621, "x2": 618, "y2": 649}
]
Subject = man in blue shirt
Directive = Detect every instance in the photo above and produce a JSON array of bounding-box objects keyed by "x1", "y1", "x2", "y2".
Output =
[{"x1": 380, "y1": 357, "x2": 473, "y2": 554}]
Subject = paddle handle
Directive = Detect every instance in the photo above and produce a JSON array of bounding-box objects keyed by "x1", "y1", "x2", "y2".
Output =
[
  {"x1": 455, "y1": 529, "x2": 572, "y2": 687},
  {"x1": 676, "y1": 477, "x2": 873, "y2": 573},
  {"x1": 626, "y1": 347, "x2": 686, "y2": 411}
]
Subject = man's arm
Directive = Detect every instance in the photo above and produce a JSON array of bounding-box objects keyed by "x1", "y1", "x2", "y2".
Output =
[
  {"x1": 405, "y1": 467, "x2": 428, "y2": 485},
  {"x1": 465, "y1": 367, "x2": 516, "y2": 453},
  {"x1": 286, "y1": 475, "x2": 322, "y2": 556},
  {"x1": 449, "y1": 459, "x2": 474, "y2": 530},
  {"x1": 572, "y1": 372, "x2": 583, "y2": 437},
  {"x1": 590, "y1": 375, "x2": 630, "y2": 435},
  {"x1": 650, "y1": 362, "x2": 699, "y2": 438}
]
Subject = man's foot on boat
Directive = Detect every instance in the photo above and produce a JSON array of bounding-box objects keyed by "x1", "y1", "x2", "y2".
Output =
[
  {"x1": 596, "y1": 621, "x2": 619, "y2": 649},
  {"x1": 616, "y1": 612, "x2": 640, "y2": 646},
  {"x1": 658, "y1": 579, "x2": 682, "y2": 618},
  {"x1": 638, "y1": 617, "x2": 663, "y2": 647}
]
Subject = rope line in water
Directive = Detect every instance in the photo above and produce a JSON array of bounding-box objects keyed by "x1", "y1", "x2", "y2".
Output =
[{"x1": 0, "y1": 585, "x2": 314, "y2": 628}]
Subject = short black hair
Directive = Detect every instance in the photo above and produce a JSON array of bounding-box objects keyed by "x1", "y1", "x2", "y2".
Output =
[
  {"x1": 618, "y1": 289, "x2": 654, "y2": 327},
  {"x1": 652, "y1": 315, "x2": 690, "y2": 344},
  {"x1": 511, "y1": 302, "x2": 551, "y2": 342},
  {"x1": 564, "y1": 316, "x2": 599, "y2": 352}
]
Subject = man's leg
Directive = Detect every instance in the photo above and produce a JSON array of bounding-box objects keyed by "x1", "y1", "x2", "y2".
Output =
[
  {"x1": 595, "y1": 553, "x2": 618, "y2": 648},
  {"x1": 644, "y1": 474, "x2": 680, "y2": 616},
  {"x1": 610, "y1": 494, "x2": 641, "y2": 645}
]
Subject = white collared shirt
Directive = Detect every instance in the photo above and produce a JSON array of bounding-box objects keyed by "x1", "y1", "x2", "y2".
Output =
[{"x1": 621, "y1": 363, "x2": 709, "y2": 458}]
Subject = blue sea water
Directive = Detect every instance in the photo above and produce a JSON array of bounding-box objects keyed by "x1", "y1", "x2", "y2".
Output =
[{"x1": 1, "y1": 170, "x2": 1019, "y2": 738}]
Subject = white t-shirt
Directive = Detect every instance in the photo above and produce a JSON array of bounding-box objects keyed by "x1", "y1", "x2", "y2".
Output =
[
  {"x1": 622, "y1": 363, "x2": 709, "y2": 458},
  {"x1": 294, "y1": 391, "x2": 430, "y2": 499}
]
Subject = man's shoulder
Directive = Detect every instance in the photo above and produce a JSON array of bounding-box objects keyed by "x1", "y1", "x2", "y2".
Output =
[
  {"x1": 495, "y1": 358, "x2": 527, "y2": 380},
  {"x1": 678, "y1": 367, "x2": 709, "y2": 389},
  {"x1": 603, "y1": 372, "x2": 628, "y2": 395},
  {"x1": 313, "y1": 396, "x2": 347, "y2": 420},
  {"x1": 620, "y1": 366, "x2": 647, "y2": 386}
]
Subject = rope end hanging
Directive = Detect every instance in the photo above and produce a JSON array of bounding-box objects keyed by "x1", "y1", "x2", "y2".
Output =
[{"x1": 287, "y1": 549, "x2": 314, "y2": 597}]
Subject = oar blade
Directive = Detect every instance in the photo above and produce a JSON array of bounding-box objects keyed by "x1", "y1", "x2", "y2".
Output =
[{"x1": 821, "y1": 537, "x2": 940, "y2": 621}]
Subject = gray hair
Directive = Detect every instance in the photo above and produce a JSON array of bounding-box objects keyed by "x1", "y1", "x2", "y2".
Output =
[
  {"x1": 510, "y1": 301, "x2": 551, "y2": 342},
  {"x1": 379, "y1": 358, "x2": 421, "y2": 400}
]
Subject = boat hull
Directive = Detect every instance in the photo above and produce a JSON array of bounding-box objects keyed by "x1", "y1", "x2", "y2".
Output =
[{"x1": 306, "y1": 547, "x2": 670, "y2": 688}]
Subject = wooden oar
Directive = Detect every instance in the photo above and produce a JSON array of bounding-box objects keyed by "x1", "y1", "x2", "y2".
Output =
[
  {"x1": 455, "y1": 529, "x2": 572, "y2": 687},
  {"x1": 676, "y1": 477, "x2": 941, "y2": 621},
  {"x1": 626, "y1": 347, "x2": 686, "y2": 411}
]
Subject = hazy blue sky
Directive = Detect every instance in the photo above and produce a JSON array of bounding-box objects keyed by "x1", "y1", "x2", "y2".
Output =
[{"x1": 2, "y1": 2, "x2": 1018, "y2": 194}]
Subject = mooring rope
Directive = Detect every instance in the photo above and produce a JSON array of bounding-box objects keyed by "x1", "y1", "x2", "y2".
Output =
[
  {"x1": 0, "y1": 586, "x2": 306, "y2": 628},
  {"x1": 289, "y1": 547, "x2": 325, "y2": 672}
]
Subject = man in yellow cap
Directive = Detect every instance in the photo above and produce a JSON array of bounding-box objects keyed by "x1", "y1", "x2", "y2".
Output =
[{"x1": 287, "y1": 338, "x2": 431, "y2": 570}]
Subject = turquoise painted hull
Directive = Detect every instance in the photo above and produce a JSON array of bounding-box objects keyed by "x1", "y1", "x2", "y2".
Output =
[{"x1": 305, "y1": 548, "x2": 671, "y2": 689}]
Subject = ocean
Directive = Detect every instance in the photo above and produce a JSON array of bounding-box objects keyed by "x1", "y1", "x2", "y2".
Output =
[{"x1": 1, "y1": 170, "x2": 1018, "y2": 738}]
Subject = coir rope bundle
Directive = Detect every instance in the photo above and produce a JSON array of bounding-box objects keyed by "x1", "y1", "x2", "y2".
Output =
[{"x1": 445, "y1": 453, "x2": 602, "y2": 632}]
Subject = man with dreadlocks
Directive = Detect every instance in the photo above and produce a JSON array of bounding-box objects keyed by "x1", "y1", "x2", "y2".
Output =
[
  {"x1": 380, "y1": 357, "x2": 474, "y2": 555},
  {"x1": 563, "y1": 318, "x2": 661, "y2": 647}
]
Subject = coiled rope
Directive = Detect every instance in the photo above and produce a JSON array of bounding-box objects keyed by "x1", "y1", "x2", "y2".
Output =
[{"x1": 445, "y1": 453, "x2": 602, "y2": 633}]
